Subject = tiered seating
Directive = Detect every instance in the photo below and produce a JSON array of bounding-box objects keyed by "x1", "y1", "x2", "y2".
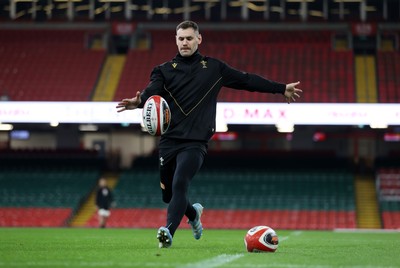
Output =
[
  {"x1": 110, "y1": 170, "x2": 161, "y2": 208},
  {"x1": 202, "y1": 43, "x2": 354, "y2": 103},
  {"x1": 200, "y1": 30, "x2": 333, "y2": 44},
  {"x1": 0, "y1": 168, "x2": 99, "y2": 227},
  {"x1": 113, "y1": 44, "x2": 176, "y2": 101},
  {"x1": 86, "y1": 152, "x2": 356, "y2": 230},
  {"x1": 114, "y1": 50, "x2": 172, "y2": 101},
  {"x1": 377, "y1": 51, "x2": 400, "y2": 103},
  {"x1": 0, "y1": 149, "x2": 102, "y2": 227},
  {"x1": 377, "y1": 168, "x2": 400, "y2": 200},
  {"x1": 200, "y1": 30, "x2": 351, "y2": 103},
  {"x1": 380, "y1": 201, "x2": 400, "y2": 230},
  {"x1": 0, "y1": 208, "x2": 72, "y2": 227},
  {"x1": 0, "y1": 168, "x2": 100, "y2": 207},
  {"x1": 85, "y1": 208, "x2": 167, "y2": 228},
  {"x1": 84, "y1": 168, "x2": 166, "y2": 228},
  {"x1": 0, "y1": 30, "x2": 106, "y2": 101},
  {"x1": 189, "y1": 170, "x2": 354, "y2": 210},
  {"x1": 377, "y1": 168, "x2": 400, "y2": 229},
  {"x1": 188, "y1": 170, "x2": 355, "y2": 229},
  {"x1": 114, "y1": 30, "x2": 355, "y2": 103}
]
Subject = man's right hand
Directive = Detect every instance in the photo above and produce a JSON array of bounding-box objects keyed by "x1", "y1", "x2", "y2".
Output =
[{"x1": 116, "y1": 91, "x2": 141, "y2": 113}]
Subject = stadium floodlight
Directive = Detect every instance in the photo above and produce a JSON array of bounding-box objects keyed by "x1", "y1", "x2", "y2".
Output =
[
  {"x1": 286, "y1": 0, "x2": 315, "y2": 2},
  {"x1": 12, "y1": 0, "x2": 38, "y2": 2},
  {"x1": 370, "y1": 122, "x2": 388, "y2": 129},
  {"x1": 50, "y1": 121, "x2": 59, "y2": 127},
  {"x1": 0, "y1": 124, "x2": 14, "y2": 131},
  {"x1": 216, "y1": 119, "x2": 228, "y2": 133},
  {"x1": 79, "y1": 124, "x2": 98, "y2": 132},
  {"x1": 276, "y1": 121, "x2": 294, "y2": 133},
  {"x1": 192, "y1": 0, "x2": 221, "y2": 2},
  {"x1": 53, "y1": 0, "x2": 83, "y2": 2},
  {"x1": 98, "y1": 0, "x2": 129, "y2": 2},
  {"x1": 333, "y1": 0, "x2": 362, "y2": 3}
]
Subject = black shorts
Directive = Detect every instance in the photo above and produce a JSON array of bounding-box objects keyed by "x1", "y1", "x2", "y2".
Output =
[
  {"x1": 158, "y1": 138, "x2": 207, "y2": 203},
  {"x1": 158, "y1": 138, "x2": 207, "y2": 168}
]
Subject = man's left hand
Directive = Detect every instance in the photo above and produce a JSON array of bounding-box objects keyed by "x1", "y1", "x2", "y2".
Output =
[{"x1": 284, "y1": 81, "x2": 302, "y2": 104}]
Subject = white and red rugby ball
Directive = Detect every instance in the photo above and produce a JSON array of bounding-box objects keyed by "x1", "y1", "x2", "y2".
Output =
[
  {"x1": 244, "y1": 226, "x2": 279, "y2": 253},
  {"x1": 142, "y1": 95, "x2": 171, "y2": 136}
]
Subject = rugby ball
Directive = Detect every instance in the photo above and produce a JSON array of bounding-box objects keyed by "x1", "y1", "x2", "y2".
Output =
[
  {"x1": 244, "y1": 226, "x2": 279, "y2": 253},
  {"x1": 142, "y1": 95, "x2": 171, "y2": 136}
]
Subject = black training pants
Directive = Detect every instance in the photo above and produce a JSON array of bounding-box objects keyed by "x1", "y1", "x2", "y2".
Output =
[{"x1": 159, "y1": 147, "x2": 205, "y2": 236}]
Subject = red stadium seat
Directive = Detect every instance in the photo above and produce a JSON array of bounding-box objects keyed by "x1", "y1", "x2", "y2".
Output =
[
  {"x1": 82, "y1": 208, "x2": 356, "y2": 230},
  {"x1": 114, "y1": 30, "x2": 355, "y2": 103},
  {"x1": 0, "y1": 30, "x2": 106, "y2": 101},
  {"x1": 0, "y1": 207, "x2": 72, "y2": 227},
  {"x1": 377, "y1": 52, "x2": 400, "y2": 103}
]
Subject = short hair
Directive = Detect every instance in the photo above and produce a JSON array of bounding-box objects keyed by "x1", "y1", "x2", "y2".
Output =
[{"x1": 176, "y1": 21, "x2": 200, "y2": 33}]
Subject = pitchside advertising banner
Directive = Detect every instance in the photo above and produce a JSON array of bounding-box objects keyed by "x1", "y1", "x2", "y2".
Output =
[{"x1": 0, "y1": 102, "x2": 399, "y2": 126}]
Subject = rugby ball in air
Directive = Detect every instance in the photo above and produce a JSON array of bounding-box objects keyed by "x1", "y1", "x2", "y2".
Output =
[
  {"x1": 244, "y1": 226, "x2": 279, "y2": 253},
  {"x1": 142, "y1": 95, "x2": 171, "y2": 136}
]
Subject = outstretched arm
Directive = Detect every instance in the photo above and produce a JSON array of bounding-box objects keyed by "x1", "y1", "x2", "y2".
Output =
[
  {"x1": 221, "y1": 61, "x2": 301, "y2": 100},
  {"x1": 116, "y1": 67, "x2": 166, "y2": 113},
  {"x1": 116, "y1": 91, "x2": 141, "y2": 113},
  {"x1": 284, "y1": 81, "x2": 302, "y2": 104}
]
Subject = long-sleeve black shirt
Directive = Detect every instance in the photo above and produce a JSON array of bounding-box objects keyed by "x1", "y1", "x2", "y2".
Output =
[
  {"x1": 138, "y1": 50, "x2": 286, "y2": 144},
  {"x1": 96, "y1": 187, "x2": 113, "y2": 210}
]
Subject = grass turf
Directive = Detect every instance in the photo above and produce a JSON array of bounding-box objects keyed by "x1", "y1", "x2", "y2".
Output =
[{"x1": 0, "y1": 228, "x2": 399, "y2": 268}]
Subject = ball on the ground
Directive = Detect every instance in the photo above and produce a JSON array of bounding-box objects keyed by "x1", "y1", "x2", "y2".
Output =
[
  {"x1": 244, "y1": 226, "x2": 279, "y2": 253},
  {"x1": 142, "y1": 95, "x2": 171, "y2": 136}
]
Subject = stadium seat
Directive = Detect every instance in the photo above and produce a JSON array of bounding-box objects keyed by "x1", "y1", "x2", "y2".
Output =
[
  {"x1": 114, "y1": 30, "x2": 355, "y2": 103},
  {"x1": 0, "y1": 207, "x2": 72, "y2": 227},
  {"x1": 0, "y1": 149, "x2": 102, "y2": 227},
  {"x1": 376, "y1": 169, "x2": 400, "y2": 229},
  {"x1": 0, "y1": 30, "x2": 106, "y2": 101},
  {"x1": 377, "y1": 51, "x2": 400, "y2": 103},
  {"x1": 93, "y1": 153, "x2": 356, "y2": 230}
]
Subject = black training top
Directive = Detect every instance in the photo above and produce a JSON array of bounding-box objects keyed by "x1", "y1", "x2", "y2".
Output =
[
  {"x1": 138, "y1": 50, "x2": 286, "y2": 144},
  {"x1": 96, "y1": 186, "x2": 113, "y2": 210}
]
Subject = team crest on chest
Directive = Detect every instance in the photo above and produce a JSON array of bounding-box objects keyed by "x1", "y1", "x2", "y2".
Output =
[
  {"x1": 200, "y1": 60, "x2": 207, "y2": 69},
  {"x1": 172, "y1": 62, "x2": 177, "y2": 69}
]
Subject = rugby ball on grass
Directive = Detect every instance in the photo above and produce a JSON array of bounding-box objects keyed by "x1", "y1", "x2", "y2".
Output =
[
  {"x1": 142, "y1": 95, "x2": 171, "y2": 136},
  {"x1": 244, "y1": 226, "x2": 279, "y2": 253}
]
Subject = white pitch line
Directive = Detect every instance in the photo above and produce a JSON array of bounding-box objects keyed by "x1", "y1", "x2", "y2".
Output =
[
  {"x1": 227, "y1": 264, "x2": 399, "y2": 268},
  {"x1": 0, "y1": 261, "x2": 173, "y2": 267},
  {"x1": 280, "y1": 230, "x2": 303, "y2": 242},
  {"x1": 178, "y1": 254, "x2": 244, "y2": 268},
  {"x1": 280, "y1": 236, "x2": 289, "y2": 242},
  {"x1": 292, "y1": 231, "x2": 303, "y2": 236},
  {"x1": 334, "y1": 228, "x2": 400, "y2": 233}
]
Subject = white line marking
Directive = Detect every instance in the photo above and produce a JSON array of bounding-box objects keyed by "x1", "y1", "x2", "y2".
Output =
[
  {"x1": 280, "y1": 236, "x2": 289, "y2": 242},
  {"x1": 292, "y1": 231, "x2": 303, "y2": 236},
  {"x1": 0, "y1": 262, "x2": 397, "y2": 268},
  {"x1": 0, "y1": 261, "x2": 173, "y2": 267},
  {"x1": 178, "y1": 254, "x2": 244, "y2": 268},
  {"x1": 334, "y1": 228, "x2": 400, "y2": 233},
  {"x1": 280, "y1": 231, "x2": 302, "y2": 242},
  {"x1": 227, "y1": 264, "x2": 399, "y2": 268}
]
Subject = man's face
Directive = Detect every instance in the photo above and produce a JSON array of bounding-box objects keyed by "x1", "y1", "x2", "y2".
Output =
[
  {"x1": 176, "y1": 27, "x2": 202, "y2": 57},
  {"x1": 99, "y1": 179, "x2": 107, "y2": 187}
]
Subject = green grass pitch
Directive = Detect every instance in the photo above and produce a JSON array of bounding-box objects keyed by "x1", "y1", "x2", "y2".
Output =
[{"x1": 0, "y1": 228, "x2": 399, "y2": 268}]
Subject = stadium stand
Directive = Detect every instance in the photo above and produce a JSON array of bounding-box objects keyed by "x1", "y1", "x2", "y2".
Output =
[
  {"x1": 0, "y1": 149, "x2": 103, "y2": 227},
  {"x1": 376, "y1": 168, "x2": 400, "y2": 229},
  {"x1": 376, "y1": 51, "x2": 400, "y2": 103},
  {"x1": 4, "y1": 28, "x2": 400, "y2": 104},
  {"x1": 0, "y1": 30, "x2": 105, "y2": 101},
  {"x1": 0, "y1": 207, "x2": 72, "y2": 227},
  {"x1": 113, "y1": 43, "x2": 176, "y2": 101},
  {"x1": 114, "y1": 30, "x2": 355, "y2": 103},
  {"x1": 85, "y1": 151, "x2": 356, "y2": 230}
]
